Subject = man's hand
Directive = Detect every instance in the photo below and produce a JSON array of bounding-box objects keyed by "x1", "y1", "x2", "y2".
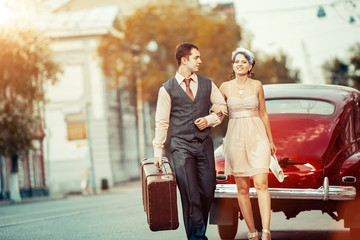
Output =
[
  {"x1": 154, "y1": 157, "x2": 163, "y2": 168},
  {"x1": 194, "y1": 117, "x2": 208, "y2": 130}
]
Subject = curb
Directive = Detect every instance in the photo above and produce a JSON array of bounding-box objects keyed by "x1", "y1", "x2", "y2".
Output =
[{"x1": 0, "y1": 180, "x2": 141, "y2": 207}]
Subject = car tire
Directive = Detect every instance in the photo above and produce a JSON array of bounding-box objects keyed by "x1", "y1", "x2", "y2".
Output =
[
  {"x1": 350, "y1": 228, "x2": 360, "y2": 239},
  {"x1": 217, "y1": 214, "x2": 238, "y2": 239}
]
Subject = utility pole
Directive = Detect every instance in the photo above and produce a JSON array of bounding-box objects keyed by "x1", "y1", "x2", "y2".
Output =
[
  {"x1": 85, "y1": 103, "x2": 97, "y2": 194},
  {"x1": 132, "y1": 41, "x2": 158, "y2": 160},
  {"x1": 1, "y1": 155, "x2": 6, "y2": 199},
  {"x1": 136, "y1": 73, "x2": 145, "y2": 160}
]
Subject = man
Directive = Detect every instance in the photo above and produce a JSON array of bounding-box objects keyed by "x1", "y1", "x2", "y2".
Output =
[{"x1": 153, "y1": 42, "x2": 226, "y2": 240}]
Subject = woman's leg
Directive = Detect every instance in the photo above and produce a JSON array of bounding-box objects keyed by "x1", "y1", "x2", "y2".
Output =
[
  {"x1": 235, "y1": 177, "x2": 258, "y2": 239},
  {"x1": 253, "y1": 173, "x2": 271, "y2": 240}
]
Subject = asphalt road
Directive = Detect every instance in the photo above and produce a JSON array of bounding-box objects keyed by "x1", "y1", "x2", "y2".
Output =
[{"x1": 0, "y1": 181, "x2": 354, "y2": 240}]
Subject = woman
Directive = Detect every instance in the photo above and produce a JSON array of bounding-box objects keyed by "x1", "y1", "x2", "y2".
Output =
[{"x1": 214, "y1": 47, "x2": 276, "y2": 240}]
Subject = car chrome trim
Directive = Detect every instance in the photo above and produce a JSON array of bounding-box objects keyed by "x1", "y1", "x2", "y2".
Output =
[
  {"x1": 323, "y1": 177, "x2": 329, "y2": 201},
  {"x1": 215, "y1": 179, "x2": 356, "y2": 201},
  {"x1": 342, "y1": 176, "x2": 356, "y2": 184},
  {"x1": 216, "y1": 174, "x2": 228, "y2": 182}
]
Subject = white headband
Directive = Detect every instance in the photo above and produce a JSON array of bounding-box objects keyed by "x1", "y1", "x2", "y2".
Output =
[{"x1": 231, "y1": 47, "x2": 255, "y2": 65}]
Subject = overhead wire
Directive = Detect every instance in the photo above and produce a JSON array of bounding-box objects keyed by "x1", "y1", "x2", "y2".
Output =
[
  {"x1": 236, "y1": 0, "x2": 360, "y2": 27},
  {"x1": 236, "y1": 0, "x2": 359, "y2": 14}
]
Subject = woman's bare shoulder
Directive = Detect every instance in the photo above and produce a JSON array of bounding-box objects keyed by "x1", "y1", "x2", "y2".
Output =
[
  {"x1": 251, "y1": 79, "x2": 262, "y2": 84},
  {"x1": 251, "y1": 79, "x2": 263, "y2": 88},
  {"x1": 219, "y1": 80, "x2": 231, "y2": 89}
]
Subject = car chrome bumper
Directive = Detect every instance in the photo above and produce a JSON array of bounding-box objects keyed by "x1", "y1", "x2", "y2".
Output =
[{"x1": 215, "y1": 177, "x2": 356, "y2": 201}]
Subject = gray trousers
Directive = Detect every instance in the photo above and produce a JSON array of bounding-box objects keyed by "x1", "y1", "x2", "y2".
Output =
[{"x1": 170, "y1": 136, "x2": 216, "y2": 240}]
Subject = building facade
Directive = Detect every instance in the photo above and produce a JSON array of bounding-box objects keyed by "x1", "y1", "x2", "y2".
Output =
[{"x1": 37, "y1": 5, "x2": 142, "y2": 194}]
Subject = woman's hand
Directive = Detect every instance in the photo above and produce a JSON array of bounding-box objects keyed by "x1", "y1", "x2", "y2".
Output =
[{"x1": 270, "y1": 142, "x2": 277, "y2": 155}]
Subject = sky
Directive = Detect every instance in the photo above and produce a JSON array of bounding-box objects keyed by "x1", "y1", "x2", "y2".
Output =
[
  {"x1": 1, "y1": 0, "x2": 359, "y2": 84},
  {"x1": 200, "y1": 0, "x2": 360, "y2": 84}
]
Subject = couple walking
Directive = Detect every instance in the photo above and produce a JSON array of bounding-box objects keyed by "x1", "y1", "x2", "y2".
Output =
[{"x1": 153, "y1": 42, "x2": 276, "y2": 240}]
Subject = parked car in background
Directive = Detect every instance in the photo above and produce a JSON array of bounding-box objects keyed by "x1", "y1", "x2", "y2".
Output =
[{"x1": 210, "y1": 84, "x2": 360, "y2": 239}]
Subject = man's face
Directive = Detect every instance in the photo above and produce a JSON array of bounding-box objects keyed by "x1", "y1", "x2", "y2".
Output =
[{"x1": 184, "y1": 48, "x2": 202, "y2": 72}]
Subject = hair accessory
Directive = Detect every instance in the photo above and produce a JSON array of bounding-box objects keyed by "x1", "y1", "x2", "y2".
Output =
[{"x1": 231, "y1": 47, "x2": 255, "y2": 65}]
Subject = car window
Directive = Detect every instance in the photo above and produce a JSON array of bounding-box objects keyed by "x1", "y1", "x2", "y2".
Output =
[{"x1": 265, "y1": 99, "x2": 335, "y2": 115}]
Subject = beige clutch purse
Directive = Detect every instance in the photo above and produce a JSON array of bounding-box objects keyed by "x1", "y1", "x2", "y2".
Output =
[{"x1": 270, "y1": 155, "x2": 284, "y2": 182}]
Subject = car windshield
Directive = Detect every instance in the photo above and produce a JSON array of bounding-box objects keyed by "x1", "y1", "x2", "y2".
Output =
[{"x1": 265, "y1": 99, "x2": 335, "y2": 115}]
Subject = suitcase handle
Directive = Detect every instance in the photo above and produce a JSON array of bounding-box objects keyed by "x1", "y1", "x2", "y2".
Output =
[{"x1": 141, "y1": 158, "x2": 172, "y2": 174}]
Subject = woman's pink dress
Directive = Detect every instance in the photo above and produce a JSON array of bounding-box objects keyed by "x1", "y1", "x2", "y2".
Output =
[{"x1": 224, "y1": 81, "x2": 270, "y2": 177}]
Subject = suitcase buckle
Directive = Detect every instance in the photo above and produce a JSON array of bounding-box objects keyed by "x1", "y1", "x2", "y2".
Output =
[{"x1": 161, "y1": 175, "x2": 172, "y2": 180}]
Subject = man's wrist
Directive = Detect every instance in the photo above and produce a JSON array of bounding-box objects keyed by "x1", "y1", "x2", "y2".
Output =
[
  {"x1": 203, "y1": 116, "x2": 212, "y2": 127},
  {"x1": 154, "y1": 148, "x2": 163, "y2": 158},
  {"x1": 203, "y1": 117, "x2": 208, "y2": 127}
]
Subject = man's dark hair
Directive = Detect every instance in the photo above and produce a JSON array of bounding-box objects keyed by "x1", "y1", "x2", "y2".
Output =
[{"x1": 175, "y1": 42, "x2": 199, "y2": 66}]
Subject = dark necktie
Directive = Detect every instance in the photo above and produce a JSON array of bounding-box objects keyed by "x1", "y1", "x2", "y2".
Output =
[{"x1": 184, "y1": 78, "x2": 194, "y2": 101}]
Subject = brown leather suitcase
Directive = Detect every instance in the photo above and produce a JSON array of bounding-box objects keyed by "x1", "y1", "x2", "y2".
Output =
[{"x1": 140, "y1": 157, "x2": 179, "y2": 231}]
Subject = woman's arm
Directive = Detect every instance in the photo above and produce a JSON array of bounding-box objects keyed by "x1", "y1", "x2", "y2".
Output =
[
  {"x1": 257, "y1": 80, "x2": 277, "y2": 155},
  {"x1": 211, "y1": 82, "x2": 228, "y2": 117}
]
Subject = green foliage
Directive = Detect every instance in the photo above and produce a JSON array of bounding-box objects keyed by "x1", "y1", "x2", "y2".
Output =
[{"x1": 0, "y1": 24, "x2": 61, "y2": 156}]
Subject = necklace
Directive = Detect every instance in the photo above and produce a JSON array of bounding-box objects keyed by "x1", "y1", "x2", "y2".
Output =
[{"x1": 238, "y1": 79, "x2": 248, "y2": 95}]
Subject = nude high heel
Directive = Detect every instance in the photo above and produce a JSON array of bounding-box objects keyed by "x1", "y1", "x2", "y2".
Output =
[
  {"x1": 262, "y1": 229, "x2": 271, "y2": 239},
  {"x1": 247, "y1": 230, "x2": 258, "y2": 240}
]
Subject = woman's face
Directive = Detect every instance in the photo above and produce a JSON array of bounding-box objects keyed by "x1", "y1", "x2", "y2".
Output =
[{"x1": 233, "y1": 53, "x2": 252, "y2": 76}]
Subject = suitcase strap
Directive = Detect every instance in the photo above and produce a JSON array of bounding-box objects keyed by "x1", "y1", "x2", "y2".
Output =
[
  {"x1": 161, "y1": 166, "x2": 175, "y2": 228},
  {"x1": 161, "y1": 166, "x2": 176, "y2": 228}
]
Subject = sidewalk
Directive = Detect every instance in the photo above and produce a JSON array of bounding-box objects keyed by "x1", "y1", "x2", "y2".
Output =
[{"x1": 0, "y1": 179, "x2": 141, "y2": 207}]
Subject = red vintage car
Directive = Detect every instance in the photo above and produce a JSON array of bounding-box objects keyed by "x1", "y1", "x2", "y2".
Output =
[{"x1": 210, "y1": 84, "x2": 360, "y2": 239}]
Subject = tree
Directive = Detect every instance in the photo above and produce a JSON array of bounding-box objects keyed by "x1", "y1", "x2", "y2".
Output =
[
  {"x1": 0, "y1": 24, "x2": 61, "y2": 202},
  {"x1": 97, "y1": 1, "x2": 301, "y2": 143},
  {"x1": 255, "y1": 52, "x2": 300, "y2": 84},
  {"x1": 97, "y1": 1, "x2": 242, "y2": 108},
  {"x1": 324, "y1": 58, "x2": 349, "y2": 86},
  {"x1": 349, "y1": 43, "x2": 360, "y2": 90},
  {"x1": 324, "y1": 42, "x2": 360, "y2": 89}
]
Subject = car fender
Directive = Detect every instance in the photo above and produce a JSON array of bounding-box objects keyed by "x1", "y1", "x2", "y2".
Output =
[{"x1": 340, "y1": 151, "x2": 360, "y2": 193}]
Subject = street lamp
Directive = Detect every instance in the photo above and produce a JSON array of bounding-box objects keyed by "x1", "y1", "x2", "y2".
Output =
[
  {"x1": 132, "y1": 41, "x2": 158, "y2": 160},
  {"x1": 317, "y1": 6, "x2": 326, "y2": 18},
  {"x1": 349, "y1": 16, "x2": 355, "y2": 24}
]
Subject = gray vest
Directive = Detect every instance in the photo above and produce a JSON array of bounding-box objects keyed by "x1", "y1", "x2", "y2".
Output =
[{"x1": 163, "y1": 75, "x2": 212, "y2": 141}]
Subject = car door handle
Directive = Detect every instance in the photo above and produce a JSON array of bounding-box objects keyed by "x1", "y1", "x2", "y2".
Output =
[{"x1": 342, "y1": 176, "x2": 356, "y2": 183}]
